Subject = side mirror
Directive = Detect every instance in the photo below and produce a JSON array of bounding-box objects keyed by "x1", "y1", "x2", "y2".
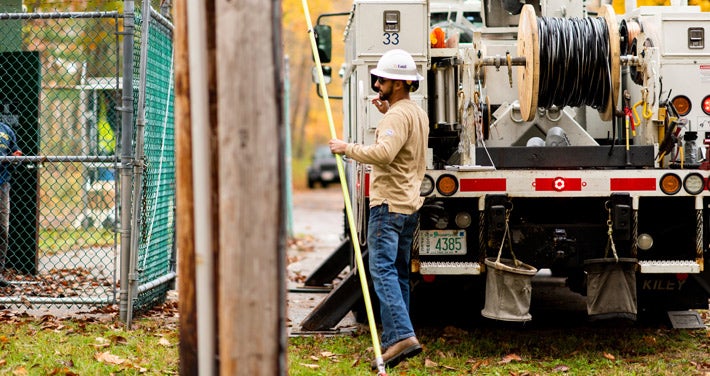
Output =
[
  {"x1": 314, "y1": 24, "x2": 332, "y2": 63},
  {"x1": 311, "y1": 65, "x2": 332, "y2": 85}
]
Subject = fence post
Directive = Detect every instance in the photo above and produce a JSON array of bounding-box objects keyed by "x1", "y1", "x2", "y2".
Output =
[
  {"x1": 124, "y1": 0, "x2": 152, "y2": 329},
  {"x1": 119, "y1": 0, "x2": 135, "y2": 324}
]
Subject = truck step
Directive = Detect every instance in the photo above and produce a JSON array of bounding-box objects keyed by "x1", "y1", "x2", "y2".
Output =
[
  {"x1": 638, "y1": 260, "x2": 701, "y2": 274},
  {"x1": 419, "y1": 261, "x2": 481, "y2": 275}
]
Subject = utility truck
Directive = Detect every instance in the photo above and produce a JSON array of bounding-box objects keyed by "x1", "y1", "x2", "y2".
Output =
[{"x1": 301, "y1": 0, "x2": 710, "y2": 330}]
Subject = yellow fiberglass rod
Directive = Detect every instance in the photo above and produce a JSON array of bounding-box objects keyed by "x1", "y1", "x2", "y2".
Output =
[{"x1": 300, "y1": 1, "x2": 386, "y2": 374}]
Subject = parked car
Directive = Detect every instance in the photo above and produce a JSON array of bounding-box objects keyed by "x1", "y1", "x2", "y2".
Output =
[{"x1": 307, "y1": 145, "x2": 339, "y2": 188}]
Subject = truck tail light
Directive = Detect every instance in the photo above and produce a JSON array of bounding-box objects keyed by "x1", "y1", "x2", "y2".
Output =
[
  {"x1": 683, "y1": 172, "x2": 705, "y2": 195},
  {"x1": 659, "y1": 173, "x2": 681, "y2": 195},
  {"x1": 436, "y1": 174, "x2": 458, "y2": 196},
  {"x1": 637, "y1": 233, "x2": 653, "y2": 250},
  {"x1": 671, "y1": 95, "x2": 691, "y2": 116},
  {"x1": 420, "y1": 175, "x2": 434, "y2": 196},
  {"x1": 703, "y1": 95, "x2": 710, "y2": 116}
]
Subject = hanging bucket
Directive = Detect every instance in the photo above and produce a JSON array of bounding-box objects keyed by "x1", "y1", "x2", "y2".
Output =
[
  {"x1": 481, "y1": 257, "x2": 538, "y2": 322},
  {"x1": 584, "y1": 258, "x2": 638, "y2": 321}
]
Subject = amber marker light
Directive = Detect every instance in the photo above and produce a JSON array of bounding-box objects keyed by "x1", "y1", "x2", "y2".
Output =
[
  {"x1": 671, "y1": 95, "x2": 692, "y2": 116},
  {"x1": 436, "y1": 174, "x2": 458, "y2": 196},
  {"x1": 659, "y1": 173, "x2": 681, "y2": 195}
]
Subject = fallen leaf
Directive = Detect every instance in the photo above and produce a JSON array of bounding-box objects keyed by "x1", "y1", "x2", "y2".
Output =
[
  {"x1": 12, "y1": 366, "x2": 28, "y2": 376},
  {"x1": 299, "y1": 363, "x2": 319, "y2": 369},
  {"x1": 112, "y1": 335, "x2": 129, "y2": 345},
  {"x1": 553, "y1": 364, "x2": 570, "y2": 372},
  {"x1": 424, "y1": 358, "x2": 438, "y2": 367},
  {"x1": 94, "y1": 351, "x2": 126, "y2": 365},
  {"x1": 499, "y1": 353, "x2": 522, "y2": 364},
  {"x1": 468, "y1": 359, "x2": 484, "y2": 372},
  {"x1": 158, "y1": 337, "x2": 171, "y2": 347},
  {"x1": 602, "y1": 352, "x2": 615, "y2": 361}
]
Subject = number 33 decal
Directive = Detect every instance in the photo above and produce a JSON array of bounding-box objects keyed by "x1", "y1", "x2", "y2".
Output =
[{"x1": 383, "y1": 33, "x2": 399, "y2": 45}]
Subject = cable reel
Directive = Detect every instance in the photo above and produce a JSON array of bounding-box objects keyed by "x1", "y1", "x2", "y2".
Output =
[{"x1": 475, "y1": 4, "x2": 651, "y2": 123}]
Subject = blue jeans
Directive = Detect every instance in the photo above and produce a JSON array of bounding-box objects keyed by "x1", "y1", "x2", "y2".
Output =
[{"x1": 367, "y1": 204, "x2": 419, "y2": 349}]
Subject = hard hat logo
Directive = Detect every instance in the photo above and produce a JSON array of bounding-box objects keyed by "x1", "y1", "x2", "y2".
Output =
[{"x1": 370, "y1": 49, "x2": 424, "y2": 82}]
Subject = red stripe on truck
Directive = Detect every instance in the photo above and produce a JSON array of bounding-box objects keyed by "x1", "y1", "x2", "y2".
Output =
[
  {"x1": 535, "y1": 177, "x2": 582, "y2": 191},
  {"x1": 460, "y1": 178, "x2": 507, "y2": 191},
  {"x1": 610, "y1": 178, "x2": 656, "y2": 191}
]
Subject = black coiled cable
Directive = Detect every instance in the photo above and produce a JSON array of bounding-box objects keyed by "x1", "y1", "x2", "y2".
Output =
[{"x1": 537, "y1": 16, "x2": 612, "y2": 111}]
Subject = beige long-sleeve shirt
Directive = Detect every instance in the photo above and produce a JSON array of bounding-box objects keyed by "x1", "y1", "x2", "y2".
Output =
[{"x1": 345, "y1": 99, "x2": 429, "y2": 214}]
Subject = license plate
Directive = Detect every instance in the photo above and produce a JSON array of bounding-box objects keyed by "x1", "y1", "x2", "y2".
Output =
[{"x1": 419, "y1": 230, "x2": 467, "y2": 255}]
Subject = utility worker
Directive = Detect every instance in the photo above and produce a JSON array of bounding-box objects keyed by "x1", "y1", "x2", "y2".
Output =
[{"x1": 329, "y1": 49, "x2": 429, "y2": 370}]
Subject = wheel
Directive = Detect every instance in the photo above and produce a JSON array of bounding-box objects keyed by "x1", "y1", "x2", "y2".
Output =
[
  {"x1": 307, "y1": 178, "x2": 315, "y2": 189},
  {"x1": 321, "y1": 181, "x2": 329, "y2": 188}
]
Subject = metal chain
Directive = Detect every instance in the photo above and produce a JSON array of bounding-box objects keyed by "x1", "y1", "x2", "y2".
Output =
[{"x1": 604, "y1": 202, "x2": 619, "y2": 262}]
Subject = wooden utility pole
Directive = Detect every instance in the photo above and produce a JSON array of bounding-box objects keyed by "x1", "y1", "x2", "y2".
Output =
[
  {"x1": 215, "y1": 0, "x2": 286, "y2": 373},
  {"x1": 175, "y1": 0, "x2": 286, "y2": 374},
  {"x1": 173, "y1": 0, "x2": 198, "y2": 374}
]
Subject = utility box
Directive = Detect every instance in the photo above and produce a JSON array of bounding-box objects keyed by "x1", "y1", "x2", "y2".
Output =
[{"x1": 351, "y1": 0, "x2": 429, "y2": 61}]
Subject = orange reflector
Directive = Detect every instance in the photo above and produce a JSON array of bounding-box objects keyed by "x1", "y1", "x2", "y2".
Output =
[
  {"x1": 671, "y1": 95, "x2": 691, "y2": 116},
  {"x1": 659, "y1": 173, "x2": 681, "y2": 195},
  {"x1": 436, "y1": 174, "x2": 458, "y2": 196}
]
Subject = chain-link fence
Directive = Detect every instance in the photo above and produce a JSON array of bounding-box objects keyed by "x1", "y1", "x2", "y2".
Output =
[
  {"x1": 0, "y1": 11, "x2": 122, "y2": 307},
  {"x1": 0, "y1": 4, "x2": 175, "y2": 322},
  {"x1": 129, "y1": 7, "x2": 175, "y2": 315}
]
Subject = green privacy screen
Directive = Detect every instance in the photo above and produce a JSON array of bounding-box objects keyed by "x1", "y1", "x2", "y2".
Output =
[{"x1": 132, "y1": 9, "x2": 175, "y2": 312}]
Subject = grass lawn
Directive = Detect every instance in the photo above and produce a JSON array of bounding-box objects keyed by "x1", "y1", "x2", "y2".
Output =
[{"x1": 289, "y1": 312, "x2": 710, "y2": 375}]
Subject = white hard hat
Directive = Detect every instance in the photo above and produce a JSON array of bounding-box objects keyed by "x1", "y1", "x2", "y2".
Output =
[{"x1": 370, "y1": 49, "x2": 424, "y2": 82}]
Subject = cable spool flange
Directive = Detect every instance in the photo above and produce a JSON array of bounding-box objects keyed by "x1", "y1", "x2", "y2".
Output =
[
  {"x1": 599, "y1": 4, "x2": 620, "y2": 122},
  {"x1": 516, "y1": 4, "x2": 539, "y2": 122},
  {"x1": 515, "y1": 4, "x2": 620, "y2": 122}
]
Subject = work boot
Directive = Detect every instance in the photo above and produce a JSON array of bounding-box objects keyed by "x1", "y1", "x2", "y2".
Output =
[{"x1": 370, "y1": 336, "x2": 422, "y2": 370}]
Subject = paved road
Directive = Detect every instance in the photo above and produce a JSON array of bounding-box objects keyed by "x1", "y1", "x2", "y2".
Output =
[{"x1": 287, "y1": 185, "x2": 358, "y2": 336}]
